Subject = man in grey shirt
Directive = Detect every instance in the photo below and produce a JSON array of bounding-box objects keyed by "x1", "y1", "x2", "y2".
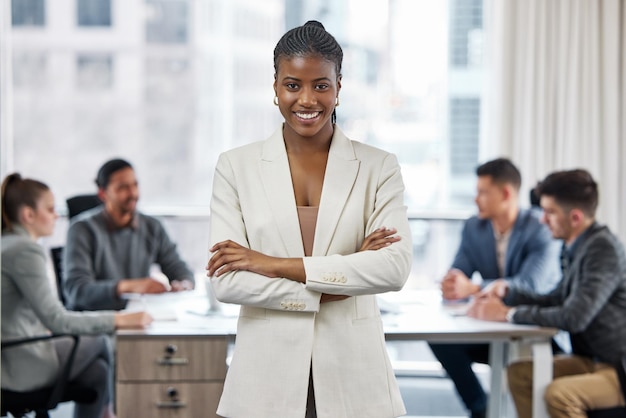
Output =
[
  {"x1": 469, "y1": 169, "x2": 626, "y2": 417},
  {"x1": 63, "y1": 158, "x2": 194, "y2": 311}
]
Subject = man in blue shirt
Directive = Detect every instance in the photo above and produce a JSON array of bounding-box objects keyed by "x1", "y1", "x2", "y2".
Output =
[{"x1": 429, "y1": 158, "x2": 560, "y2": 418}]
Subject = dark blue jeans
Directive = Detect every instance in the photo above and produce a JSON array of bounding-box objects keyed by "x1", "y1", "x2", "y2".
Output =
[{"x1": 429, "y1": 342, "x2": 490, "y2": 415}]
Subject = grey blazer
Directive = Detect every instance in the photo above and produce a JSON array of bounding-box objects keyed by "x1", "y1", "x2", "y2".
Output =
[
  {"x1": 509, "y1": 222, "x2": 626, "y2": 365},
  {"x1": 1, "y1": 226, "x2": 115, "y2": 391}
]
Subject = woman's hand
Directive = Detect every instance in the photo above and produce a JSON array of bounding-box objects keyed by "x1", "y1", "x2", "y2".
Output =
[
  {"x1": 208, "y1": 240, "x2": 277, "y2": 278},
  {"x1": 359, "y1": 227, "x2": 400, "y2": 251},
  {"x1": 320, "y1": 227, "x2": 400, "y2": 304}
]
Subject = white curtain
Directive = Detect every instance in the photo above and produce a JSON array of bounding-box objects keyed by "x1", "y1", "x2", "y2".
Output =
[{"x1": 482, "y1": 0, "x2": 626, "y2": 239}]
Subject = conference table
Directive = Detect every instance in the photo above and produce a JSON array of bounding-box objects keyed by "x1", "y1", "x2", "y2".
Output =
[
  {"x1": 120, "y1": 287, "x2": 557, "y2": 418},
  {"x1": 379, "y1": 290, "x2": 557, "y2": 418}
]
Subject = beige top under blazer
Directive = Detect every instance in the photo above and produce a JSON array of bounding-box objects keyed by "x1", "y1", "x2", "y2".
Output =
[
  {"x1": 209, "y1": 126, "x2": 413, "y2": 418},
  {"x1": 1, "y1": 226, "x2": 115, "y2": 391}
]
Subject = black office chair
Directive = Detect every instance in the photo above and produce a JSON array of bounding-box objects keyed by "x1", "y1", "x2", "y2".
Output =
[
  {"x1": 50, "y1": 247, "x2": 67, "y2": 305},
  {"x1": 65, "y1": 194, "x2": 102, "y2": 220},
  {"x1": 1, "y1": 335, "x2": 97, "y2": 418},
  {"x1": 586, "y1": 355, "x2": 626, "y2": 417},
  {"x1": 51, "y1": 193, "x2": 102, "y2": 306}
]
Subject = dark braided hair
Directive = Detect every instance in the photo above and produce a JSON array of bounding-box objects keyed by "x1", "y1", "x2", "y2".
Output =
[
  {"x1": 1, "y1": 173, "x2": 50, "y2": 232},
  {"x1": 274, "y1": 20, "x2": 343, "y2": 124}
]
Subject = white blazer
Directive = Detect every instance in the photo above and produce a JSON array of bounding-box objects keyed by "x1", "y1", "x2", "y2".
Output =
[{"x1": 209, "y1": 126, "x2": 412, "y2": 418}]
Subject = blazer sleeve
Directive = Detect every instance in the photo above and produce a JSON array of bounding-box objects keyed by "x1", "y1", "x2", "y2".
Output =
[
  {"x1": 209, "y1": 152, "x2": 324, "y2": 312},
  {"x1": 10, "y1": 241, "x2": 115, "y2": 334},
  {"x1": 303, "y1": 153, "x2": 412, "y2": 295},
  {"x1": 450, "y1": 220, "x2": 479, "y2": 278},
  {"x1": 63, "y1": 220, "x2": 123, "y2": 310},
  {"x1": 153, "y1": 221, "x2": 195, "y2": 285}
]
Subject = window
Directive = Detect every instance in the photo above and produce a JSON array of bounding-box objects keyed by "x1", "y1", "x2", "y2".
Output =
[
  {"x1": 145, "y1": 0, "x2": 188, "y2": 44},
  {"x1": 449, "y1": 0, "x2": 483, "y2": 68},
  {"x1": 77, "y1": 0, "x2": 111, "y2": 26},
  {"x1": 11, "y1": 0, "x2": 45, "y2": 26},
  {"x1": 76, "y1": 53, "x2": 113, "y2": 89}
]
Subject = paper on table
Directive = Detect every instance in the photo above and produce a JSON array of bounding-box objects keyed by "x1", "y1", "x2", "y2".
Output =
[{"x1": 121, "y1": 292, "x2": 197, "y2": 321}]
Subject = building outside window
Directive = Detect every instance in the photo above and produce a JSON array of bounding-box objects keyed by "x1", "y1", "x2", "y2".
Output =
[
  {"x1": 76, "y1": 53, "x2": 113, "y2": 89},
  {"x1": 11, "y1": 0, "x2": 45, "y2": 26},
  {"x1": 77, "y1": 0, "x2": 111, "y2": 26},
  {"x1": 2, "y1": 0, "x2": 485, "y2": 289},
  {"x1": 145, "y1": 0, "x2": 188, "y2": 44}
]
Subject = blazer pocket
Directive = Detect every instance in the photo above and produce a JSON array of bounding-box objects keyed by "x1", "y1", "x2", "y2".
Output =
[{"x1": 352, "y1": 294, "x2": 380, "y2": 321}]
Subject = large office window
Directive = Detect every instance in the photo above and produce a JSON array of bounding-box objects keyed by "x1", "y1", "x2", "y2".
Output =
[{"x1": 3, "y1": 0, "x2": 484, "y2": 285}]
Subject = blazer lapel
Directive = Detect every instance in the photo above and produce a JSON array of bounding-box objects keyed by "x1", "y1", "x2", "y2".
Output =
[
  {"x1": 314, "y1": 128, "x2": 359, "y2": 256},
  {"x1": 259, "y1": 128, "x2": 305, "y2": 257}
]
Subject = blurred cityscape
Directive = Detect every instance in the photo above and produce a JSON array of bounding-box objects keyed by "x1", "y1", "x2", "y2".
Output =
[
  {"x1": 4, "y1": 0, "x2": 483, "y2": 211},
  {"x1": 4, "y1": 0, "x2": 484, "y2": 289}
]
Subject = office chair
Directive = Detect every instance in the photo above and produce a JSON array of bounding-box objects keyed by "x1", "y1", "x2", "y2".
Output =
[
  {"x1": 1, "y1": 335, "x2": 97, "y2": 418},
  {"x1": 586, "y1": 355, "x2": 626, "y2": 417},
  {"x1": 50, "y1": 193, "x2": 102, "y2": 306},
  {"x1": 50, "y1": 247, "x2": 67, "y2": 305},
  {"x1": 65, "y1": 194, "x2": 101, "y2": 220}
]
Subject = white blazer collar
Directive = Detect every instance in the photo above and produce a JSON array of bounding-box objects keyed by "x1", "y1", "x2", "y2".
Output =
[{"x1": 259, "y1": 125, "x2": 360, "y2": 256}]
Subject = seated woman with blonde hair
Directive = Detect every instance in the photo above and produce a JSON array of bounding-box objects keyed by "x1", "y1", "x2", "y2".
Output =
[{"x1": 1, "y1": 173, "x2": 152, "y2": 418}]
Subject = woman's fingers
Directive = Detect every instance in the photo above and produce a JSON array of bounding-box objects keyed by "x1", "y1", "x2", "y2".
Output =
[{"x1": 359, "y1": 227, "x2": 400, "y2": 251}]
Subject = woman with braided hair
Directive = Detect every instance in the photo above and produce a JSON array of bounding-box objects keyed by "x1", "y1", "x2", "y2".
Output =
[{"x1": 207, "y1": 21, "x2": 412, "y2": 417}]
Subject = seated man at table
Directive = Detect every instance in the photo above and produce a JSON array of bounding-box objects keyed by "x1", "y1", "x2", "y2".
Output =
[
  {"x1": 63, "y1": 158, "x2": 195, "y2": 311},
  {"x1": 469, "y1": 168, "x2": 626, "y2": 418},
  {"x1": 429, "y1": 158, "x2": 561, "y2": 418}
]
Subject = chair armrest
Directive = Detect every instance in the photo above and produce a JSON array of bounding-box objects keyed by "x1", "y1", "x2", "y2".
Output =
[
  {"x1": 2, "y1": 334, "x2": 82, "y2": 409},
  {"x1": 1, "y1": 334, "x2": 72, "y2": 349}
]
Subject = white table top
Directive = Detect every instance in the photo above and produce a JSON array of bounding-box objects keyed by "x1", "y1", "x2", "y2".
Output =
[{"x1": 117, "y1": 288, "x2": 557, "y2": 343}]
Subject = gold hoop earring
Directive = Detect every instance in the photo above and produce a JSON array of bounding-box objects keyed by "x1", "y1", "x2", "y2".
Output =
[
  {"x1": 335, "y1": 97, "x2": 340, "y2": 107},
  {"x1": 273, "y1": 96, "x2": 279, "y2": 106}
]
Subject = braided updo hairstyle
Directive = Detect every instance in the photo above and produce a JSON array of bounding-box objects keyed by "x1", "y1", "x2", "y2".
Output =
[{"x1": 273, "y1": 20, "x2": 343, "y2": 123}]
